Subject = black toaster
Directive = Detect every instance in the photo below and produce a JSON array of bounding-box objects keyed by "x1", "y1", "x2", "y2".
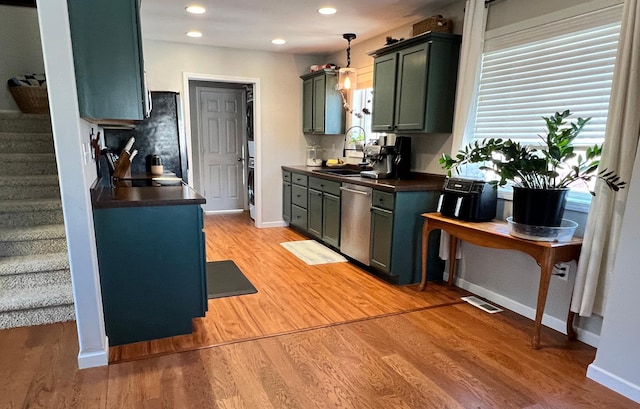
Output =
[{"x1": 437, "y1": 177, "x2": 497, "y2": 221}]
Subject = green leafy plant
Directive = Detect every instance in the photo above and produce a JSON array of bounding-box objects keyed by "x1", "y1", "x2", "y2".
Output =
[{"x1": 439, "y1": 110, "x2": 626, "y2": 194}]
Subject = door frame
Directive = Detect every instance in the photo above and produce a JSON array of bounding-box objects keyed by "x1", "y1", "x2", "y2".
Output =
[{"x1": 182, "y1": 73, "x2": 262, "y2": 227}]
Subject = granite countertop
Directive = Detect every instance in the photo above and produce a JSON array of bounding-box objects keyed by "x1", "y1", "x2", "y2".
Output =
[
  {"x1": 91, "y1": 175, "x2": 206, "y2": 209},
  {"x1": 282, "y1": 165, "x2": 445, "y2": 192}
]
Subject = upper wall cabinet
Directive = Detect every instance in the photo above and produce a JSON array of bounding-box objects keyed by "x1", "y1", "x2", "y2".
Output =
[
  {"x1": 300, "y1": 69, "x2": 345, "y2": 135},
  {"x1": 67, "y1": 0, "x2": 148, "y2": 123},
  {"x1": 369, "y1": 32, "x2": 461, "y2": 134}
]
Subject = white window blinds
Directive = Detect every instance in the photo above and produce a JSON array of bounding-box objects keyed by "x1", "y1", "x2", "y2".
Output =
[{"x1": 473, "y1": 4, "x2": 622, "y2": 147}]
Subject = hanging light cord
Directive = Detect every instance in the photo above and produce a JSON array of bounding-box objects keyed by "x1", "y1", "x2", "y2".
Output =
[{"x1": 343, "y1": 33, "x2": 356, "y2": 68}]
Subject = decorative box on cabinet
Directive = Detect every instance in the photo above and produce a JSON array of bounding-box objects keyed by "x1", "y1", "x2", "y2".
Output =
[
  {"x1": 300, "y1": 69, "x2": 345, "y2": 134},
  {"x1": 67, "y1": 0, "x2": 148, "y2": 123},
  {"x1": 369, "y1": 32, "x2": 461, "y2": 134}
]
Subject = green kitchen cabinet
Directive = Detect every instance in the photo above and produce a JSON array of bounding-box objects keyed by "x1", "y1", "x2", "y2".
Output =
[
  {"x1": 370, "y1": 32, "x2": 461, "y2": 133},
  {"x1": 370, "y1": 206, "x2": 394, "y2": 272},
  {"x1": 369, "y1": 189, "x2": 443, "y2": 285},
  {"x1": 93, "y1": 204, "x2": 207, "y2": 346},
  {"x1": 307, "y1": 189, "x2": 323, "y2": 238},
  {"x1": 370, "y1": 53, "x2": 398, "y2": 132},
  {"x1": 308, "y1": 177, "x2": 341, "y2": 248},
  {"x1": 322, "y1": 193, "x2": 341, "y2": 248},
  {"x1": 67, "y1": 0, "x2": 147, "y2": 122},
  {"x1": 300, "y1": 69, "x2": 345, "y2": 135},
  {"x1": 290, "y1": 172, "x2": 308, "y2": 230},
  {"x1": 283, "y1": 171, "x2": 292, "y2": 223}
]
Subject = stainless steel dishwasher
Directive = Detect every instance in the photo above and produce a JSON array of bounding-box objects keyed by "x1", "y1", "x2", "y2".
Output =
[{"x1": 340, "y1": 183, "x2": 373, "y2": 265}]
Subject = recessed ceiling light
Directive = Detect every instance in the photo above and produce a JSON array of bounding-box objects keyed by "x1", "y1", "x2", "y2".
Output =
[
  {"x1": 272, "y1": 38, "x2": 286, "y2": 45},
  {"x1": 318, "y1": 7, "x2": 337, "y2": 15},
  {"x1": 185, "y1": 5, "x2": 206, "y2": 14},
  {"x1": 186, "y1": 31, "x2": 203, "y2": 38}
]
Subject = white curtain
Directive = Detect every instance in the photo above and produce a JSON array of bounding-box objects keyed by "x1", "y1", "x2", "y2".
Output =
[
  {"x1": 439, "y1": 0, "x2": 488, "y2": 261},
  {"x1": 571, "y1": 0, "x2": 640, "y2": 317}
]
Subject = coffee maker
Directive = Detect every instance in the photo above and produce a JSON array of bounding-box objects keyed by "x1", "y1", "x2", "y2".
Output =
[
  {"x1": 393, "y1": 136, "x2": 411, "y2": 179},
  {"x1": 360, "y1": 136, "x2": 411, "y2": 179},
  {"x1": 361, "y1": 145, "x2": 394, "y2": 179}
]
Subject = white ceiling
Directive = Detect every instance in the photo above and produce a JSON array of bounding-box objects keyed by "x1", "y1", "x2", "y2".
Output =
[{"x1": 140, "y1": 0, "x2": 454, "y2": 55}]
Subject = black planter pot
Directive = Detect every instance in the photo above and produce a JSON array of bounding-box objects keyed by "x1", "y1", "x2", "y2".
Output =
[{"x1": 512, "y1": 187, "x2": 569, "y2": 227}]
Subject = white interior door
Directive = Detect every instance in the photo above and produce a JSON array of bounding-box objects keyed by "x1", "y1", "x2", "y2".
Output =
[{"x1": 197, "y1": 87, "x2": 244, "y2": 212}]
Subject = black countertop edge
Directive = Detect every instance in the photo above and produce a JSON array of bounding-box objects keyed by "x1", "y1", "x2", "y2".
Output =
[
  {"x1": 91, "y1": 176, "x2": 206, "y2": 209},
  {"x1": 281, "y1": 165, "x2": 446, "y2": 192}
]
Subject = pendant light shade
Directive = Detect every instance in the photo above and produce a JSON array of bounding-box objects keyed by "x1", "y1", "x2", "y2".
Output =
[{"x1": 337, "y1": 33, "x2": 357, "y2": 90}]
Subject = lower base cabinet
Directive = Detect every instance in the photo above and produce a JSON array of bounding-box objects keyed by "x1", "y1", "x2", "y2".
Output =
[
  {"x1": 93, "y1": 204, "x2": 207, "y2": 346},
  {"x1": 282, "y1": 169, "x2": 442, "y2": 285},
  {"x1": 370, "y1": 190, "x2": 444, "y2": 285},
  {"x1": 322, "y1": 193, "x2": 340, "y2": 248}
]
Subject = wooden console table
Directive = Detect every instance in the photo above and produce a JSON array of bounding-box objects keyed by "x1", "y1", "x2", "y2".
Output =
[{"x1": 419, "y1": 212, "x2": 582, "y2": 349}]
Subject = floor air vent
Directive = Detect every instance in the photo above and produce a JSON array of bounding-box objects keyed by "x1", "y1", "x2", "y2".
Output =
[{"x1": 461, "y1": 296, "x2": 503, "y2": 314}]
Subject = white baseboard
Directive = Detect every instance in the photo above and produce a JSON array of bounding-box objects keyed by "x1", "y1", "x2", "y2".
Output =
[
  {"x1": 203, "y1": 209, "x2": 244, "y2": 215},
  {"x1": 77, "y1": 336, "x2": 109, "y2": 369},
  {"x1": 587, "y1": 364, "x2": 640, "y2": 404},
  {"x1": 449, "y1": 274, "x2": 600, "y2": 347},
  {"x1": 260, "y1": 220, "x2": 287, "y2": 228}
]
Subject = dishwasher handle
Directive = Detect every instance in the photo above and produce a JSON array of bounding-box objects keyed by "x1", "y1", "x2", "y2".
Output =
[{"x1": 340, "y1": 186, "x2": 372, "y2": 196}]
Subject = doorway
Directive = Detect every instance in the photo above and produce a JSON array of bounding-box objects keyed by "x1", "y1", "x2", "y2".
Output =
[{"x1": 188, "y1": 80, "x2": 253, "y2": 214}]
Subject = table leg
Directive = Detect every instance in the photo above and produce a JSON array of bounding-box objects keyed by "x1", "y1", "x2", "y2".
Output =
[
  {"x1": 419, "y1": 219, "x2": 429, "y2": 291},
  {"x1": 448, "y1": 236, "x2": 458, "y2": 286},
  {"x1": 533, "y1": 254, "x2": 555, "y2": 349},
  {"x1": 567, "y1": 311, "x2": 577, "y2": 340}
]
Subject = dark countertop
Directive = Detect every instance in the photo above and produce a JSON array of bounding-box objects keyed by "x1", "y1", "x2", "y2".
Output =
[
  {"x1": 282, "y1": 165, "x2": 445, "y2": 192},
  {"x1": 91, "y1": 175, "x2": 206, "y2": 209}
]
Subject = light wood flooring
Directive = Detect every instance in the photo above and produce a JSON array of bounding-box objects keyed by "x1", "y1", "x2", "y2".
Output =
[{"x1": 1, "y1": 212, "x2": 638, "y2": 408}]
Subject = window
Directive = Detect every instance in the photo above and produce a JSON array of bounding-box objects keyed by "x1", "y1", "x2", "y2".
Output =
[
  {"x1": 470, "y1": 3, "x2": 622, "y2": 209},
  {"x1": 344, "y1": 88, "x2": 376, "y2": 159}
]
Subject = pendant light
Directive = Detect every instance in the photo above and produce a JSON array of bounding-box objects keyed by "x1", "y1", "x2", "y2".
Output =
[{"x1": 338, "y1": 33, "x2": 357, "y2": 90}]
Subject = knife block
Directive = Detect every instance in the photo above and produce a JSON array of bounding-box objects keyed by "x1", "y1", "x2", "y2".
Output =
[{"x1": 113, "y1": 150, "x2": 132, "y2": 179}]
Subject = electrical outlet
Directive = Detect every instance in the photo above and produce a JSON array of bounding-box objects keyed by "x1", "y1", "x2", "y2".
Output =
[{"x1": 553, "y1": 263, "x2": 570, "y2": 281}]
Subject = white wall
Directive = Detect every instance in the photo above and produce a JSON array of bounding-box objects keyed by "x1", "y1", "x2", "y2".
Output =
[
  {"x1": 0, "y1": 5, "x2": 45, "y2": 112},
  {"x1": 36, "y1": 0, "x2": 108, "y2": 368},
  {"x1": 586, "y1": 142, "x2": 640, "y2": 403},
  {"x1": 142, "y1": 40, "x2": 319, "y2": 225}
]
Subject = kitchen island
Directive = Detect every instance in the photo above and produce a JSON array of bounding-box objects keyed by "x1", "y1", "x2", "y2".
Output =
[
  {"x1": 282, "y1": 165, "x2": 445, "y2": 285},
  {"x1": 90, "y1": 175, "x2": 207, "y2": 346}
]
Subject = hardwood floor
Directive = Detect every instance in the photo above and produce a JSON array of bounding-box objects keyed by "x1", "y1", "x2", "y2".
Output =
[
  {"x1": 109, "y1": 213, "x2": 466, "y2": 362},
  {"x1": 1, "y1": 212, "x2": 638, "y2": 408}
]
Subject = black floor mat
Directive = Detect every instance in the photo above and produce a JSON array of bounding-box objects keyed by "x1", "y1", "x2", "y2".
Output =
[{"x1": 206, "y1": 260, "x2": 258, "y2": 299}]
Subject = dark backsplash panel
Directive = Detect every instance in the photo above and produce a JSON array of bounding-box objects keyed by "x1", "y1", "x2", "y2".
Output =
[{"x1": 104, "y1": 91, "x2": 188, "y2": 182}]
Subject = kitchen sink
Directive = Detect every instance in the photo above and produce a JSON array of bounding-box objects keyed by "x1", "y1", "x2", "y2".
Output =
[{"x1": 313, "y1": 168, "x2": 362, "y2": 177}]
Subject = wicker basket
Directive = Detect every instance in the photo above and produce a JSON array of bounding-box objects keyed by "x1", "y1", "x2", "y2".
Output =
[
  {"x1": 413, "y1": 15, "x2": 453, "y2": 36},
  {"x1": 9, "y1": 86, "x2": 49, "y2": 114}
]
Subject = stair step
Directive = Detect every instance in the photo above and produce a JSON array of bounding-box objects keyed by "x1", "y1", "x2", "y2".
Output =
[
  {"x1": 0, "y1": 283, "x2": 74, "y2": 312},
  {"x1": 0, "y1": 153, "x2": 57, "y2": 176},
  {"x1": 0, "y1": 269, "x2": 71, "y2": 291},
  {"x1": 0, "y1": 252, "x2": 70, "y2": 276},
  {"x1": 0, "y1": 252, "x2": 71, "y2": 291},
  {"x1": 0, "y1": 114, "x2": 52, "y2": 133},
  {"x1": 0, "y1": 175, "x2": 60, "y2": 200},
  {"x1": 0, "y1": 199, "x2": 63, "y2": 227},
  {"x1": 0, "y1": 134, "x2": 54, "y2": 154},
  {"x1": 0, "y1": 225, "x2": 67, "y2": 257},
  {"x1": 0, "y1": 284, "x2": 75, "y2": 330},
  {"x1": 0, "y1": 304, "x2": 75, "y2": 330}
]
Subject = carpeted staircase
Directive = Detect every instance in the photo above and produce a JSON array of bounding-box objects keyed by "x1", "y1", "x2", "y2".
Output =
[{"x1": 0, "y1": 113, "x2": 75, "y2": 329}]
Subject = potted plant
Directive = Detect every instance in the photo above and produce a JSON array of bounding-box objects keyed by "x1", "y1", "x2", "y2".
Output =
[{"x1": 439, "y1": 110, "x2": 625, "y2": 226}]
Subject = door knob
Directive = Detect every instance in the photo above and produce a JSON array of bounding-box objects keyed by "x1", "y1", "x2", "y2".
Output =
[{"x1": 237, "y1": 157, "x2": 243, "y2": 162}]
